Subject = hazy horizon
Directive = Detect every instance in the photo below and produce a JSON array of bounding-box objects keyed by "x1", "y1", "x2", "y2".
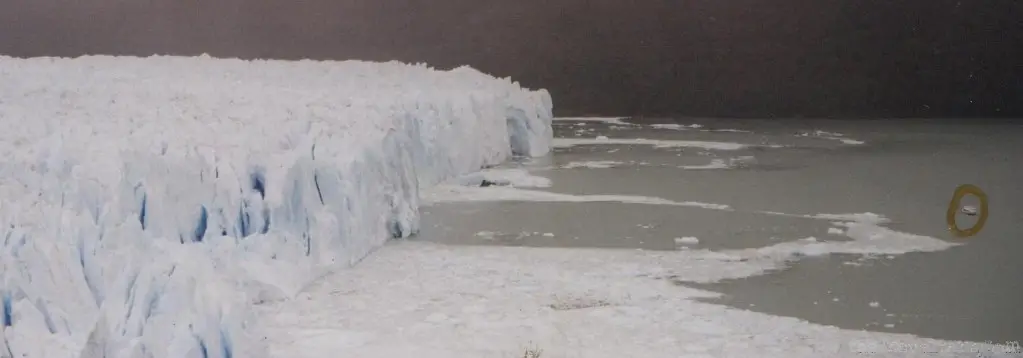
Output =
[{"x1": 2, "y1": 0, "x2": 1020, "y2": 118}]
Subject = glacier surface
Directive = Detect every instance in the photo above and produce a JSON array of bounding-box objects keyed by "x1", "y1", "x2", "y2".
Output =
[{"x1": 0, "y1": 55, "x2": 553, "y2": 357}]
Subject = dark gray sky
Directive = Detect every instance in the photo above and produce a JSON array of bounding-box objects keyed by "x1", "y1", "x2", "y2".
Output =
[{"x1": 1, "y1": 0, "x2": 1020, "y2": 118}]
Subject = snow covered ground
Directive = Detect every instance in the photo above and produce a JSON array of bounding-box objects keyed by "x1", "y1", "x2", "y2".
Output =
[{"x1": 0, "y1": 55, "x2": 551, "y2": 357}]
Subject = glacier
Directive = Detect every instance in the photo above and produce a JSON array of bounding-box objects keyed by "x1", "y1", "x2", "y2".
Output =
[{"x1": 0, "y1": 55, "x2": 553, "y2": 357}]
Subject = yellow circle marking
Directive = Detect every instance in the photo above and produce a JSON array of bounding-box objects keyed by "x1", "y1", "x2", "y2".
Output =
[{"x1": 946, "y1": 184, "x2": 988, "y2": 238}]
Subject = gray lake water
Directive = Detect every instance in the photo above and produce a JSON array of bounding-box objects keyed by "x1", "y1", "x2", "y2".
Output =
[{"x1": 414, "y1": 118, "x2": 1023, "y2": 344}]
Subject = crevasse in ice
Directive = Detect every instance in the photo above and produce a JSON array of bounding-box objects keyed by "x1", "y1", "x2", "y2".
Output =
[{"x1": 0, "y1": 56, "x2": 553, "y2": 358}]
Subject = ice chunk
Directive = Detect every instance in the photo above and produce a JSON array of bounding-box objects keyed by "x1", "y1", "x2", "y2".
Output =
[
  {"x1": 554, "y1": 117, "x2": 631, "y2": 125},
  {"x1": 553, "y1": 137, "x2": 751, "y2": 150},
  {"x1": 561, "y1": 161, "x2": 623, "y2": 169},
  {"x1": 455, "y1": 168, "x2": 552, "y2": 188},
  {"x1": 423, "y1": 185, "x2": 732, "y2": 211},
  {"x1": 651, "y1": 123, "x2": 702, "y2": 130},
  {"x1": 679, "y1": 159, "x2": 730, "y2": 170},
  {"x1": 675, "y1": 237, "x2": 700, "y2": 245},
  {"x1": 724, "y1": 213, "x2": 956, "y2": 261},
  {"x1": 795, "y1": 130, "x2": 866, "y2": 145},
  {"x1": 961, "y1": 205, "x2": 979, "y2": 216}
]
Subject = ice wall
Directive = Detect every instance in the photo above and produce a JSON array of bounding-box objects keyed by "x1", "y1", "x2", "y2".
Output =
[{"x1": 0, "y1": 56, "x2": 553, "y2": 357}]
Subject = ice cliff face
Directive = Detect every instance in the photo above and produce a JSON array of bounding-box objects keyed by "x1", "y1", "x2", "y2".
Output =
[{"x1": 0, "y1": 56, "x2": 553, "y2": 358}]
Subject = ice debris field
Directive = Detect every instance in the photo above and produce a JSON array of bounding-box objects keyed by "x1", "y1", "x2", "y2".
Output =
[{"x1": 0, "y1": 55, "x2": 552, "y2": 357}]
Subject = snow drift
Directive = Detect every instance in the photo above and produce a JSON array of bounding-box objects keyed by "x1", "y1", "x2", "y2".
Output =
[{"x1": 0, "y1": 55, "x2": 553, "y2": 357}]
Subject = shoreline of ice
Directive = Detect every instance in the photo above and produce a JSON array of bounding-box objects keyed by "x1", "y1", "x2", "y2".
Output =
[{"x1": 0, "y1": 55, "x2": 553, "y2": 357}]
